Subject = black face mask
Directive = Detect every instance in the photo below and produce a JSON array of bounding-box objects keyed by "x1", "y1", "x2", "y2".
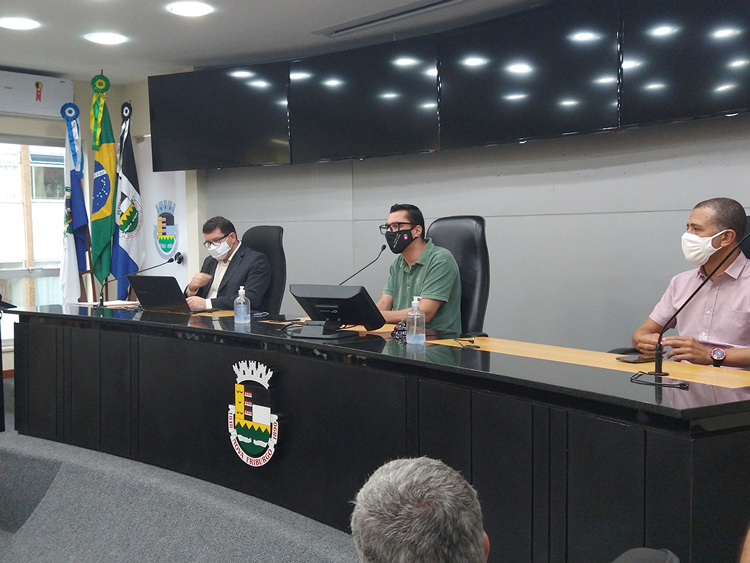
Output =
[{"x1": 385, "y1": 229, "x2": 415, "y2": 254}]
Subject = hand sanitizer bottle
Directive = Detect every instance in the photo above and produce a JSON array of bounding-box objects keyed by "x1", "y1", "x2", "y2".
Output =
[
  {"x1": 234, "y1": 286, "x2": 250, "y2": 324},
  {"x1": 406, "y1": 296, "x2": 425, "y2": 344}
]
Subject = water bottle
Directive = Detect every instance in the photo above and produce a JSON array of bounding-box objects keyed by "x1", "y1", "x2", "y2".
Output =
[
  {"x1": 234, "y1": 286, "x2": 250, "y2": 325},
  {"x1": 406, "y1": 296, "x2": 425, "y2": 344}
]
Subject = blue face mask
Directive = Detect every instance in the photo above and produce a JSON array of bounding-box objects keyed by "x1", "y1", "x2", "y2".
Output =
[{"x1": 385, "y1": 229, "x2": 414, "y2": 254}]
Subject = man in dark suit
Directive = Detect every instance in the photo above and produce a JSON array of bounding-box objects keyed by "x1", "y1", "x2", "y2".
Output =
[{"x1": 185, "y1": 216, "x2": 271, "y2": 310}]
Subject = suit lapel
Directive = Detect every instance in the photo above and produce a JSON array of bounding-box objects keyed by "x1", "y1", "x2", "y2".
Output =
[{"x1": 218, "y1": 244, "x2": 245, "y2": 293}]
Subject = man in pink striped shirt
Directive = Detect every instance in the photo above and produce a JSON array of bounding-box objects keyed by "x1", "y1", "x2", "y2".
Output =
[{"x1": 632, "y1": 198, "x2": 750, "y2": 368}]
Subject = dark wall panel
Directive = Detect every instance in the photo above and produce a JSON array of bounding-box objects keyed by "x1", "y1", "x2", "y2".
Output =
[
  {"x1": 645, "y1": 430, "x2": 692, "y2": 560},
  {"x1": 26, "y1": 323, "x2": 58, "y2": 440},
  {"x1": 692, "y1": 430, "x2": 750, "y2": 563},
  {"x1": 567, "y1": 412, "x2": 645, "y2": 563},
  {"x1": 473, "y1": 390, "x2": 533, "y2": 563},
  {"x1": 137, "y1": 335, "x2": 407, "y2": 531},
  {"x1": 418, "y1": 379, "x2": 471, "y2": 477},
  {"x1": 69, "y1": 326, "x2": 101, "y2": 449},
  {"x1": 100, "y1": 330, "x2": 132, "y2": 457}
]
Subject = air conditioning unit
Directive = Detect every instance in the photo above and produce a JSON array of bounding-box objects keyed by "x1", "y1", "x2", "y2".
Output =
[{"x1": 0, "y1": 70, "x2": 74, "y2": 119}]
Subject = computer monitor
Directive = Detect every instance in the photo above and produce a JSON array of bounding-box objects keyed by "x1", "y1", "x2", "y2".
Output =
[{"x1": 289, "y1": 284, "x2": 385, "y2": 340}]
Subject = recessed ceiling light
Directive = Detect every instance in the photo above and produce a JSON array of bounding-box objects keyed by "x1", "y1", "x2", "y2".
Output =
[
  {"x1": 644, "y1": 83, "x2": 666, "y2": 90},
  {"x1": 424, "y1": 68, "x2": 438, "y2": 77},
  {"x1": 715, "y1": 83, "x2": 736, "y2": 92},
  {"x1": 559, "y1": 99, "x2": 579, "y2": 106},
  {"x1": 593, "y1": 76, "x2": 617, "y2": 84},
  {"x1": 290, "y1": 72, "x2": 312, "y2": 80},
  {"x1": 322, "y1": 79, "x2": 343, "y2": 87},
  {"x1": 86, "y1": 32, "x2": 128, "y2": 45},
  {"x1": 167, "y1": 2, "x2": 214, "y2": 17},
  {"x1": 248, "y1": 80, "x2": 269, "y2": 88},
  {"x1": 229, "y1": 70, "x2": 254, "y2": 78},
  {"x1": 712, "y1": 28, "x2": 742, "y2": 39},
  {"x1": 622, "y1": 60, "x2": 642, "y2": 70},
  {"x1": 461, "y1": 57, "x2": 489, "y2": 67},
  {"x1": 569, "y1": 31, "x2": 601, "y2": 42},
  {"x1": 729, "y1": 59, "x2": 750, "y2": 68},
  {"x1": 503, "y1": 93, "x2": 527, "y2": 100},
  {"x1": 419, "y1": 102, "x2": 437, "y2": 109},
  {"x1": 393, "y1": 57, "x2": 420, "y2": 66},
  {"x1": 0, "y1": 17, "x2": 40, "y2": 30},
  {"x1": 380, "y1": 92, "x2": 400, "y2": 99},
  {"x1": 506, "y1": 63, "x2": 533, "y2": 74},
  {"x1": 648, "y1": 25, "x2": 679, "y2": 37}
]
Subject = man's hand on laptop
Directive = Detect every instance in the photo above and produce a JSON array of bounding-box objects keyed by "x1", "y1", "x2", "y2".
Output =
[{"x1": 187, "y1": 296, "x2": 207, "y2": 310}]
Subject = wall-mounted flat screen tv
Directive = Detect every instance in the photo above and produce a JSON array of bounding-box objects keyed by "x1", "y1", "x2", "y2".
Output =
[
  {"x1": 149, "y1": 62, "x2": 290, "y2": 171},
  {"x1": 289, "y1": 35, "x2": 439, "y2": 164},
  {"x1": 439, "y1": 0, "x2": 620, "y2": 150},
  {"x1": 621, "y1": 0, "x2": 750, "y2": 126}
]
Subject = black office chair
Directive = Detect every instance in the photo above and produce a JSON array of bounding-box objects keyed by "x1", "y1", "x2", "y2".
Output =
[
  {"x1": 425, "y1": 215, "x2": 490, "y2": 337},
  {"x1": 610, "y1": 548, "x2": 680, "y2": 563},
  {"x1": 241, "y1": 226, "x2": 286, "y2": 315}
]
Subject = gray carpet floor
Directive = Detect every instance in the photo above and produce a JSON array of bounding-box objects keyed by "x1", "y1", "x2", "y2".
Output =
[{"x1": 0, "y1": 378, "x2": 359, "y2": 563}]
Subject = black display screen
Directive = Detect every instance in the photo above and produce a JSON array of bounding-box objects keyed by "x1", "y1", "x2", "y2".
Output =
[
  {"x1": 439, "y1": 0, "x2": 620, "y2": 150},
  {"x1": 149, "y1": 62, "x2": 290, "y2": 171},
  {"x1": 621, "y1": 0, "x2": 750, "y2": 126},
  {"x1": 289, "y1": 36, "x2": 439, "y2": 164}
]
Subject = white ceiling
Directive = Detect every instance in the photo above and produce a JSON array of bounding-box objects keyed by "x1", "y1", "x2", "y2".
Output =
[{"x1": 0, "y1": 0, "x2": 542, "y2": 85}]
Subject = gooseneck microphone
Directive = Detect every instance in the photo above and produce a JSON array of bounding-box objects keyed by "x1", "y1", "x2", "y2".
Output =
[
  {"x1": 651, "y1": 233, "x2": 750, "y2": 376},
  {"x1": 97, "y1": 252, "x2": 183, "y2": 308},
  {"x1": 339, "y1": 245, "x2": 387, "y2": 285}
]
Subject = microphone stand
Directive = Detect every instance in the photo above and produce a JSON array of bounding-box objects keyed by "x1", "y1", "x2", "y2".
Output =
[
  {"x1": 97, "y1": 252, "x2": 183, "y2": 308},
  {"x1": 651, "y1": 233, "x2": 750, "y2": 376},
  {"x1": 339, "y1": 245, "x2": 387, "y2": 285}
]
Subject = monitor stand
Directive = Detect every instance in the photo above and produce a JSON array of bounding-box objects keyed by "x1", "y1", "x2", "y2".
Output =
[{"x1": 291, "y1": 320, "x2": 360, "y2": 341}]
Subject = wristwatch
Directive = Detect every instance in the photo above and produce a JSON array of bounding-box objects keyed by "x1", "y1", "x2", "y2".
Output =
[{"x1": 710, "y1": 347, "x2": 726, "y2": 368}]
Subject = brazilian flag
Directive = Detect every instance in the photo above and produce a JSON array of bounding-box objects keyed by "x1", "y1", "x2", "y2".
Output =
[{"x1": 90, "y1": 75, "x2": 117, "y2": 285}]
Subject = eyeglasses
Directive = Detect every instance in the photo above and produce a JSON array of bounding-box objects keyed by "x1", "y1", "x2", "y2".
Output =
[
  {"x1": 203, "y1": 233, "x2": 230, "y2": 249},
  {"x1": 379, "y1": 222, "x2": 415, "y2": 235}
]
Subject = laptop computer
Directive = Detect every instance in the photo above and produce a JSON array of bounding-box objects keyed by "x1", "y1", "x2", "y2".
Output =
[{"x1": 127, "y1": 275, "x2": 196, "y2": 314}]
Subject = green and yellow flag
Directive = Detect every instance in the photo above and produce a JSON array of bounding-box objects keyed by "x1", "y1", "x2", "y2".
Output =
[{"x1": 90, "y1": 74, "x2": 117, "y2": 285}]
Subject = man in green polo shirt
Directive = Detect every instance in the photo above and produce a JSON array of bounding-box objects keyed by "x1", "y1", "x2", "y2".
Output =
[{"x1": 376, "y1": 204, "x2": 462, "y2": 336}]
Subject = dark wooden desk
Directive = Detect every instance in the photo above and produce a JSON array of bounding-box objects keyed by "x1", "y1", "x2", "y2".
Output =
[{"x1": 13, "y1": 306, "x2": 750, "y2": 563}]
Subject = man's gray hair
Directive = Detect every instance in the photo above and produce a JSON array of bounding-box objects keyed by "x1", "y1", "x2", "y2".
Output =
[{"x1": 351, "y1": 457, "x2": 486, "y2": 563}]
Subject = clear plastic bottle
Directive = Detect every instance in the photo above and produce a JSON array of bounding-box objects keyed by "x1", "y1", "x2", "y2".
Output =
[
  {"x1": 234, "y1": 286, "x2": 250, "y2": 324},
  {"x1": 406, "y1": 296, "x2": 425, "y2": 344}
]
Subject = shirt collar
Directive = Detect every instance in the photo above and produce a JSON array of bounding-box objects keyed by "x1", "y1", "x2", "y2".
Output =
[
  {"x1": 397, "y1": 238, "x2": 435, "y2": 271},
  {"x1": 698, "y1": 252, "x2": 749, "y2": 281}
]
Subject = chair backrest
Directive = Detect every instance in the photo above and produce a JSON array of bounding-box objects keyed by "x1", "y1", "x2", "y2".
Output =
[
  {"x1": 742, "y1": 216, "x2": 750, "y2": 259},
  {"x1": 241, "y1": 226, "x2": 286, "y2": 315},
  {"x1": 425, "y1": 215, "x2": 490, "y2": 336}
]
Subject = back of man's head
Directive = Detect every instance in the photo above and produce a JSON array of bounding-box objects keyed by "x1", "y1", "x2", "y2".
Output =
[
  {"x1": 351, "y1": 457, "x2": 486, "y2": 563},
  {"x1": 694, "y1": 197, "x2": 746, "y2": 240}
]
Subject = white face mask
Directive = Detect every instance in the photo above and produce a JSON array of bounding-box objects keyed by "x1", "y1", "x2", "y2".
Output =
[
  {"x1": 208, "y1": 239, "x2": 231, "y2": 260},
  {"x1": 681, "y1": 230, "x2": 726, "y2": 266}
]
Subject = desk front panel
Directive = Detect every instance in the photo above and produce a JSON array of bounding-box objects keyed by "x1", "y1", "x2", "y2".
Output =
[{"x1": 14, "y1": 310, "x2": 750, "y2": 563}]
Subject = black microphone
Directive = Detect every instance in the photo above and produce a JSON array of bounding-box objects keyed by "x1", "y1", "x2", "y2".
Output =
[
  {"x1": 651, "y1": 233, "x2": 750, "y2": 376},
  {"x1": 97, "y1": 252, "x2": 183, "y2": 307},
  {"x1": 339, "y1": 245, "x2": 387, "y2": 285}
]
